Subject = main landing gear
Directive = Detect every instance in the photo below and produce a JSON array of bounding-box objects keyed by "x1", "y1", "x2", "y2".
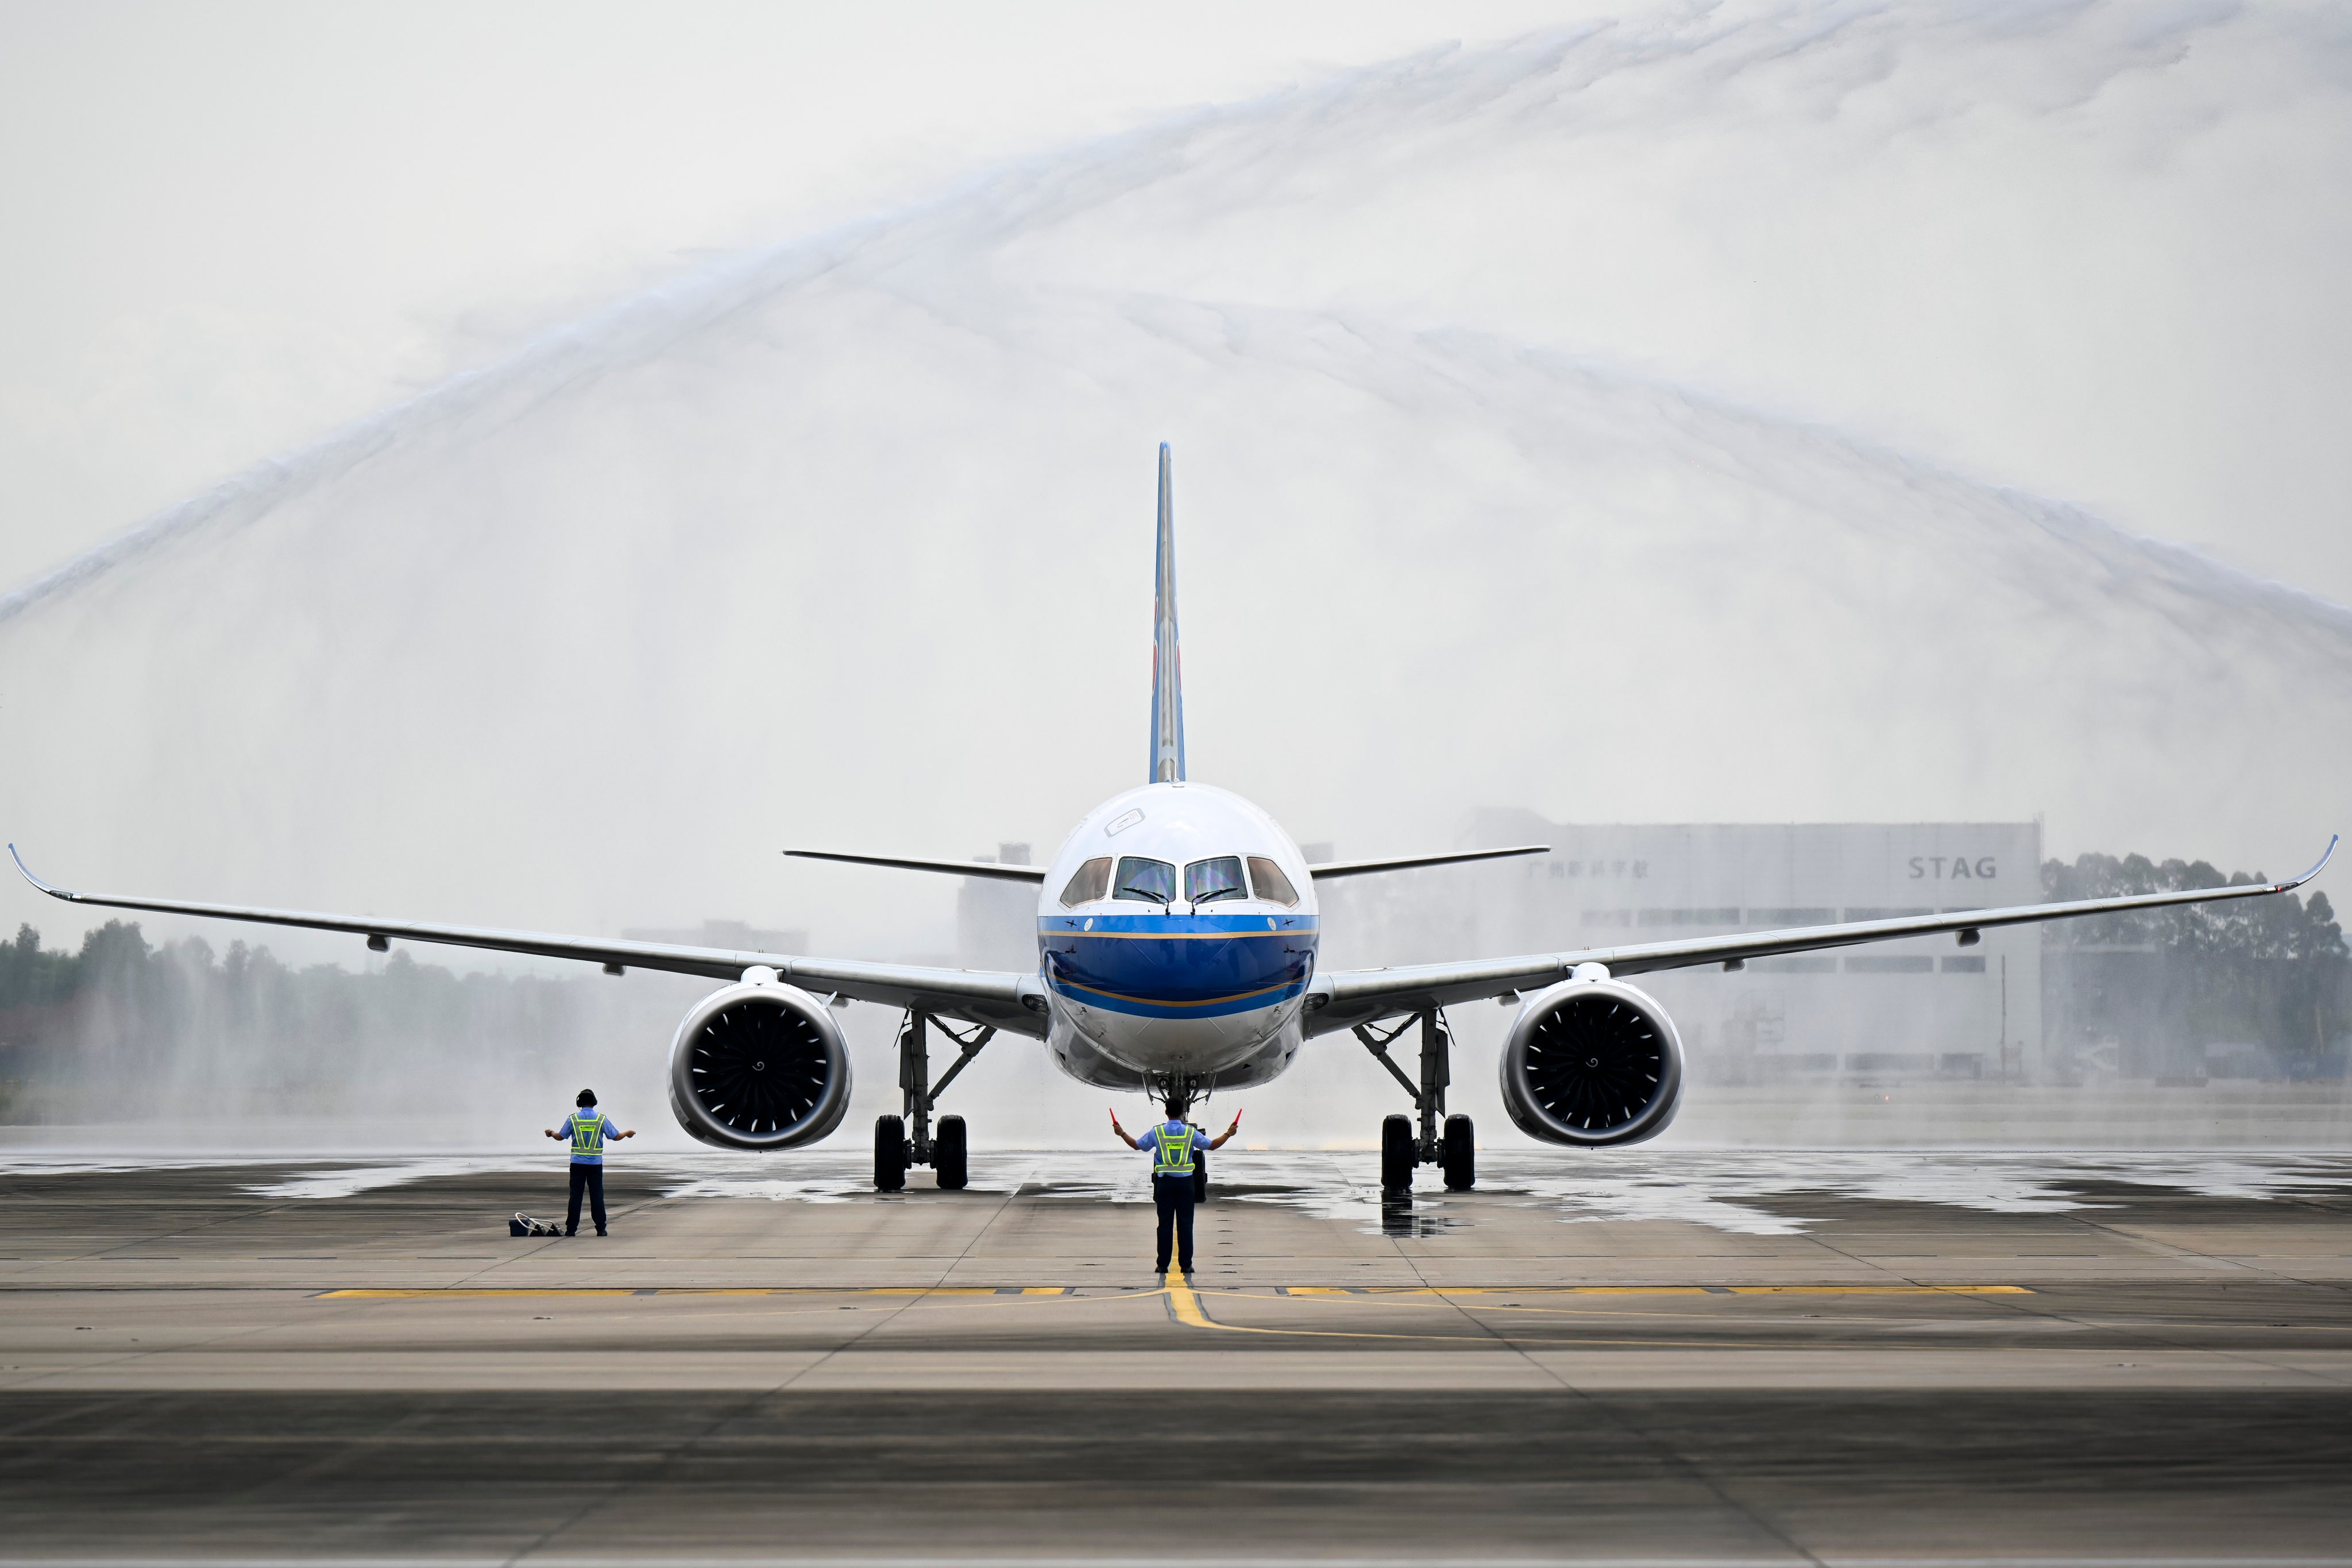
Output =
[
  {"x1": 874, "y1": 1010, "x2": 995, "y2": 1192},
  {"x1": 1355, "y1": 1008, "x2": 1474, "y2": 1195}
]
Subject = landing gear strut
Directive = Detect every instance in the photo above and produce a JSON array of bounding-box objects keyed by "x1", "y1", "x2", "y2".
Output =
[
  {"x1": 1355, "y1": 1007, "x2": 1474, "y2": 1194},
  {"x1": 873, "y1": 1010, "x2": 994, "y2": 1192}
]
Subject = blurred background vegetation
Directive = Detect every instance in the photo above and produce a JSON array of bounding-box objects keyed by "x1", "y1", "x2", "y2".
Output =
[{"x1": 2040, "y1": 853, "x2": 2349, "y2": 1083}]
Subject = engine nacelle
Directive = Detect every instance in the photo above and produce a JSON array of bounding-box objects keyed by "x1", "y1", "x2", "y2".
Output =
[
  {"x1": 666, "y1": 979, "x2": 852, "y2": 1151},
  {"x1": 1499, "y1": 975, "x2": 1684, "y2": 1146}
]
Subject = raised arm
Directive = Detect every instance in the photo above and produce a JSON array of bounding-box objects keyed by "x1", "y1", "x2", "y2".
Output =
[
  {"x1": 1109, "y1": 1108, "x2": 1141, "y2": 1150},
  {"x1": 1208, "y1": 1110, "x2": 1242, "y2": 1150}
]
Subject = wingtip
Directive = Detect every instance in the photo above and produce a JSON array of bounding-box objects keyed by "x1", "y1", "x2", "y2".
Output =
[
  {"x1": 7, "y1": 843, "x2": 60, "y2": 898},
  {"x1": 2283, "y1": 833, "x2": 2339, "y2": 890}
]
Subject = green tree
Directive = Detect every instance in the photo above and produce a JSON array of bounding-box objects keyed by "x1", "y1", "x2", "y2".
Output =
[{"x1": 2042, "y1": 853, "x2": 2351, "y2": 1074}]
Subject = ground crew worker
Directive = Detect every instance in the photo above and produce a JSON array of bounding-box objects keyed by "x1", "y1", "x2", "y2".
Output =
[
  {"x1": 543, "y1": 1089, "x2": 635, "y2": 1237},
  {"x1": 1111, "y1": 1104, "x2": 1241, "y2": 1277}
]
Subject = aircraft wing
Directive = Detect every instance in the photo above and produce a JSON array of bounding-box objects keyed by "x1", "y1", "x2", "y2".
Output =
[
  {"x1": 8, "y1": 846, "x2": 1048, "y2": 1038},
  {"x1": 1308, "y1": 845, "x2": 1548, "y2": 880},
  {"x1": 785, "y1": 846, "x2": 1552, "y2": 885},
  {"x1": 785, "y1": 849, "x2": 1048, "y2": 883},
  {"x1": 1301, "y1": 836, "x2": 2338, "y2": 1038}
]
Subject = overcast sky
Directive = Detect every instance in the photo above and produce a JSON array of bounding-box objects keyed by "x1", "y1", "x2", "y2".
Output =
[
  {"x1": 0, "y1": 1, "x2": 1597, "y2": 588},
  {"x1": 3, "y1": 1, "x2": 2349, "y2": 965},
  {"x1": 5, "y1": 1, "x2": 2349, "y2": 603}
]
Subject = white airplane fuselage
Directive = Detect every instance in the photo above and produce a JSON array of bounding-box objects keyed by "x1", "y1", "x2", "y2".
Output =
[{"x1": 1036, "y1": 781, "x2": 1319, "y2": 1093}]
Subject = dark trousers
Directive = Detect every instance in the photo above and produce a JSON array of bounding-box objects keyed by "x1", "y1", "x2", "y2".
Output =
[
  {"x1": 1153, "y1": 1173, "x2": 1196, "y2": 1274},
  {"x1": 566, "y1": 1163, "x2": 607, "y2": 1235}
]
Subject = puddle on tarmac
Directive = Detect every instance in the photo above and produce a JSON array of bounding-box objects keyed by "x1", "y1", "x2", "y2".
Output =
[
  {"x1": 1476, "y1": 1151, "x2": 2352, "y2": 1235},
  {"x1": 7, "y1": 1149, "x2": 2345, "y2": 1238},
  {"x1": 245, "y1": 1158, "x2": 538, "y2": 1200},
  {"x1": 1376, "y1": 1196, "x2": 1465, "y2": 1238}
]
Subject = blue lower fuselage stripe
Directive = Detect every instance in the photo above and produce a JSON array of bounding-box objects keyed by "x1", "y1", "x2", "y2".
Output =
[
  {"x1": 1038, "y1": 914, "x2": 1318, "y2": 1020},
  {"x1": 1048, "y1": 974, "x2": 1307, "y2": 1021}
]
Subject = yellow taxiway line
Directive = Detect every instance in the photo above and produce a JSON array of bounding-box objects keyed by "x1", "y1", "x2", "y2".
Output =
[
  {"x1": 1279, "y1": 1284, "x2": 2033, "y2": 1297},
  {"x1": 318, "y1": 1283, "x2": 2031, "y2": 1301},
  {"x1": 318, "y1": 1286, "x2": 1078, "y2": 1299},
  {"x1": 1164, "y1": 1280, "x2": 2050, "y2": 1348}
]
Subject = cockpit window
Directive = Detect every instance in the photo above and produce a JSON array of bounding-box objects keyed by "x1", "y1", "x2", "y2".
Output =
[
  {"x1": 1185, "y1": 856, "x2": 1248, "y2": 906},
  {"x1": 1059, "y1": 858, "x2": 1112, "y2": 907},
  {"x1": 1247, "y1": 856, "x2": 1299, "y2": 907},
  {"x1": 1112, "y1": 856, "x2": 1176, "y2": 906}
]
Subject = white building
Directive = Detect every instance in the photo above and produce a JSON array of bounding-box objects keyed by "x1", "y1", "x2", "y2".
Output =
[{"x1": 1326, "y1": 812, "x2": 2044, "y2": 1082}]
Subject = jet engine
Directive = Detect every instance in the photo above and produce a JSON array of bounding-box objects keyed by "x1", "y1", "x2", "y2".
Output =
[
  {"x1": 1499, "y1": 975, "x2": 1684, "y2": 1146},
  {"x1": 666, "y1": 978, "x2": 852, "y2": 1150}
]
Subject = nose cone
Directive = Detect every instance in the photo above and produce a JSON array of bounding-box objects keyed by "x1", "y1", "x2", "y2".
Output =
[{"x1": 1042, "y1": 914, "x2": 1315, "y2": 1019}]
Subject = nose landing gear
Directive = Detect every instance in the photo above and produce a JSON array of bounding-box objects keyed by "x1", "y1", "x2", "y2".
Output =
[{"x1": 1358, "y1": 1008, "x2": 1474, "y2": 1195}]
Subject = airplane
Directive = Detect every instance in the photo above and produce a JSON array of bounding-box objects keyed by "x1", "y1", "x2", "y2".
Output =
[{"x1": 10, "y1": 445, "x2": 2337, "y2": 1195}]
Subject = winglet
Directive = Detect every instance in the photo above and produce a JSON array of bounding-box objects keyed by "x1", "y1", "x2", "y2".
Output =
[
  {"x1": 8, "y1": 844, "x2": 68, "y2": 900},
  {"x1": 2278, "y1": 834, "x2": 2338, "y2": 892},
  {"x1": 1148, "y1": 442, "x2": 1185, "y2": 785}
]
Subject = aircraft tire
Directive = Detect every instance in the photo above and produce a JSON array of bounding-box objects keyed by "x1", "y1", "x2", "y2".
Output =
[
  {"x1": 1192, "y1": 1148, "x2": 1208, "y2": 1204},
  {"x1": 874, "y1": 1115, "x2": 907, "y2": 1192},
  {"x1": 1380, "y1": 1114, "x2": 1415, "y2": 1192},
  {"x1": 934, "y1": 1115, "x2": 968, "y2": 1190},
  {"x1": 1442, "y1": 1114, "x2": 1476, "y2": 1191}
]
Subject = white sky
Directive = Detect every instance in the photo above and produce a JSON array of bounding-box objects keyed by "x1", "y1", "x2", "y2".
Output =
[
  {"x1": 0, "y1": 1, "x2": 1594, "y2": 588},
  {"x1": 6, "y1": 3, "x2": 2347, "y2": 597},
  {"x1": 3, "y1": 1, "x2": 2350, "y2": 966}
]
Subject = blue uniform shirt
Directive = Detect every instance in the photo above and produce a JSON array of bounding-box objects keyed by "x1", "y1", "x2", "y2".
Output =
[
  {"x1": 1137, "y1": 1120, "x2": 1207, "y2": 1176},
  {"x1": 564, "y1": 1107, "x2": 620, "y2": 1165}
]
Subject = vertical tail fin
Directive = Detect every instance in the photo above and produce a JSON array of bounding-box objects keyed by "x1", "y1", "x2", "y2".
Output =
[{"x1": 1149, "y1": 442, "x2": 1185, "y2": 784}]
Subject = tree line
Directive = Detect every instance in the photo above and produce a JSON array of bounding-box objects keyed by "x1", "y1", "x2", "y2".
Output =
[
  {"x1": 0, "y1": 921, "x2": 638, "y2": 1122},
  {"x1": 2040, "y1": 853, "x2": 2350, "y2": 1077}
]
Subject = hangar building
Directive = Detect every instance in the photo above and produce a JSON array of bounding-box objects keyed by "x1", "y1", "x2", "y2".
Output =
[{"x1": 1324, "y1": 811, "x2": 2044, "y2": 1082}]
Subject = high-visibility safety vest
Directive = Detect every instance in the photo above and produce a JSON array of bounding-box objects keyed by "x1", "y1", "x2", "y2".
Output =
[
  {"x1": 1149, "y1": 1121, "x2": 1196, "y2": 1177},
  {"x1": 569, "y1": 1110, "x2": 608, "y2": 1162}
]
